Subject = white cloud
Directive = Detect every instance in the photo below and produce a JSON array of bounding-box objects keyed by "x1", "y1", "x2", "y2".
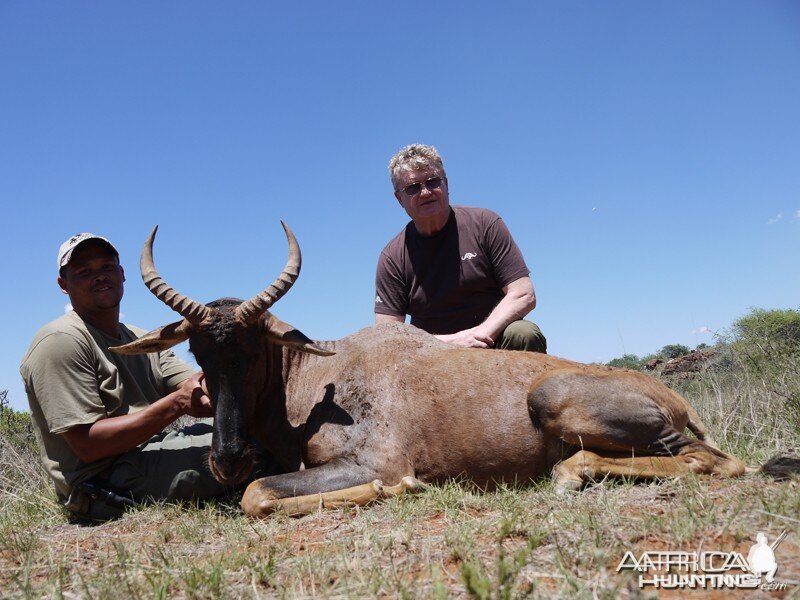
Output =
[
  {"x1": 691, "y1": 326, "x2": 711, "y2": 335},
  {"x1": 767, "y1": 213, "x2": 783, "y2": 225},
  {"x1": 795, "y1": 209, "x2": 800, "y2": 219}
]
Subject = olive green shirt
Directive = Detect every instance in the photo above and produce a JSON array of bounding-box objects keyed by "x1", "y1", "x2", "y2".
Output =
[{"x1": 19, "y1": 311, "x2": 194, "y2": 499}]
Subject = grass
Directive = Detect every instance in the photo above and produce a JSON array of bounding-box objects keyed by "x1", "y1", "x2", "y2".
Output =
[{"x1": 1, "y1": 355, "x2": 799, "y2": 599}]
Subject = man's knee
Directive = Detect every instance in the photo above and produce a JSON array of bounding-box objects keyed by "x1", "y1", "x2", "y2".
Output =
[
  {"x1": 103, "y1": 426, "x2": 224, "y2": 503},
  {"x1": 102, "y1": 422, "x2": 280, "y2": 505},
  {"x1": 497, "y1": 320, "x2": 547, "y2": 353}
]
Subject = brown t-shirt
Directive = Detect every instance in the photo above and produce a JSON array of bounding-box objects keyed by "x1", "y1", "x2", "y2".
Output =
[{"x1": 375, "y1": 205, "x2": 530, "y2": 334}]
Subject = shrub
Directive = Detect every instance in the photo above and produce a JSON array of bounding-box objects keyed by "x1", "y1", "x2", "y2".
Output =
[
  {"x1": 0, "y1": 390, "x2": 38, "y2": 455},
  {"x1": 659, "y1": 344, "x2": 691, "y2": 359},
  {"x1": 731, "y1": 307, "x2": 800, "y2": 352},
  {"x1": 725, "y1": 308, "x2": 800, "y2": 424},
  {"x1": 606, "y1": 354, "x2": 643, "y2": 370},
  {"x1": 0, "y1": 389, "x2": 60, "y2": 533}
]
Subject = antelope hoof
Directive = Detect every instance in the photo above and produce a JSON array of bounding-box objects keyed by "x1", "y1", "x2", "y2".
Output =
[
  {"x1": 400, "y1": 476, "x2": 427, "y2": 493},
  {"x1": 379, "y1": 476, "x2": 427, "y2": 498},
  {"x1": 554, "y1": 480, "x2": 582, "y2": 495}
]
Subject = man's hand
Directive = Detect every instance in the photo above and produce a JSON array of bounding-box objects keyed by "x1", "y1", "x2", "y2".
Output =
[
  {"x1": 435, "y1": 329, "x2": 494, "y2": 349},
  {"x1": 173, "y1": 372, "x2": 214, "y2": 418},
  {"x1": 61, "y1": 372, "x2": 213, "y2": 463},
  {"x1": 435, "y1": 277, "x2": 536, "y2": 349}
]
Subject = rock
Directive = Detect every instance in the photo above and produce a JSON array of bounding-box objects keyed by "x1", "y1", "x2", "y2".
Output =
[
  {"x1": 661, "y1": 348, "x2": 718, "y2": 376},
  {"x1": 644, "y1": 358, "x2": 664, "y2": 371}
]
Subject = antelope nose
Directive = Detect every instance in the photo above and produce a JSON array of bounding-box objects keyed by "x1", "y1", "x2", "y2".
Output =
[{"x1": 210, "y1": 443, "x2": 253, "y2": 484}]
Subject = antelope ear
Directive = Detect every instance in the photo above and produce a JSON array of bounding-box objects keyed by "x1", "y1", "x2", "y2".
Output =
[
  {"x1": 263, "y1": 313, "x2": 335, "y2": 357},
  {"x1": 110, "y1": 319, "x2": 193, "y2": 354}
]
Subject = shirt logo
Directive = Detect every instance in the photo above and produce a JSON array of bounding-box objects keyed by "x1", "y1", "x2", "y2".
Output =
[
  {"x1": 461, "y1": 252, "x2": 478, "y2": 261},
  {"x1": 375, "y1": 295, "x2": 383, "y2": 304}
]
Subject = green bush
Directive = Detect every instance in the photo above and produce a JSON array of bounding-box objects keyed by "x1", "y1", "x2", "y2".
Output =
[
  {"x1": 606, "y1": 354, "x2": 643, "y2": 370},
  {"x1": 727, "y1": 308, "x2": 800, "y2": 422},
  {"x1": 659, "y1": 344, "x2": 691, "y2": 359},
  {"x1": 731, "y1": 307, "x2": 800, "y2": 351},
  {"x1": 0, "y1": 389, "x2": 60, "y2": 540},
  {"x1": 606, "y1": 344, "x2": 696, "y2": 371},
  {"x1": 0, "y1": 390, "x2": 38, "y2": 455}
]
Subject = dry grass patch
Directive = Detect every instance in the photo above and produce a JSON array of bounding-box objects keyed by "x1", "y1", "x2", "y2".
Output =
[{"x1": 2, "y1": 475, "x2": 798, "y2": 599}]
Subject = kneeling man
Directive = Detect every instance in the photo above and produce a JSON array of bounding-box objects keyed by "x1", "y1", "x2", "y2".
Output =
[
  {"x1": 21, "y1": 233, "x2": 274, "y2": 522},
  {"x1": 375, "y1": 144, "x2": 546, "y2": 352}
]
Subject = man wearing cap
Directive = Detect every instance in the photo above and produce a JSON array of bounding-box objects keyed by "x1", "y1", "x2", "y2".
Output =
[
  {"x1": 375, "y1": 144, "x2": 547, "y2": 352},
  {"x1": 21, "y1": 234, "x2": 239, "y2": 522}
]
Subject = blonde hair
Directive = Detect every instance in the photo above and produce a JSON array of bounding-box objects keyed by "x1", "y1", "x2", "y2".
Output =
[{"x1": 389, "y1": 144, "x2": 445, "y2": 190}]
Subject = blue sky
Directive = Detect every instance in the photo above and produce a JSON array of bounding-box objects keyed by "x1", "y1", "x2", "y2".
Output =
[{"x1": 2, "y1": 2, "x2": 799, "y2": 410}]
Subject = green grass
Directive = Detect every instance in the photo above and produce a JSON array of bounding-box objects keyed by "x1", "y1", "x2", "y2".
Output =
[{"x1": 1, "y1": 355, "x2": 798, "y2": 599}]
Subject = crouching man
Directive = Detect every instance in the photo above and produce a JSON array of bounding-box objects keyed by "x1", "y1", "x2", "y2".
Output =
[{"x1": 20, "y1": 233, "x2": 272, "y2": 522}]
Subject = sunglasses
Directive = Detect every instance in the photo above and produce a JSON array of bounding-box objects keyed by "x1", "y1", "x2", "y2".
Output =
[{"x1": 398, "y1": 176, "x2": 443, "y2": 197}]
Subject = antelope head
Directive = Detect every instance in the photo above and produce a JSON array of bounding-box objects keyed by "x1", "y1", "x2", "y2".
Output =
[{"x1": 111, "y1": 223, "x2": 333, "y2": 485}]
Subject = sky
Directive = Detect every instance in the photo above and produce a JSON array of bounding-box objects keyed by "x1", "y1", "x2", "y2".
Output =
[{"x1": 2, "y1": 2, "x2": 799, "y2": 411}]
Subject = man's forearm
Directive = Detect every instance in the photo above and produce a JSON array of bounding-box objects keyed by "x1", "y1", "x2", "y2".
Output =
[
  {"x1": 61, "y1": 373, "x2": 211, "y2": 463},
  {"x1": 62, "y1": 392, "x2": 186, "y2": 463},
  {"x1": 471, "y1": 276, "x2": 536, "y2": 343},
  {"x1": 474, "y1": 292, "x2": 535, "y2": 342},
  {"x1": 435, "y1": 278, "x2": 536, "y2": 349}
]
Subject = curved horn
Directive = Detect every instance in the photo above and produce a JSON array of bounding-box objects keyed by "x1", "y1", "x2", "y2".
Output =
[
  {"x1": 235, "y1": 221, "x2": 300, "y2": 324},
  {"x1": 140, "y1": 226, "x2": 217, "y2": 324}
]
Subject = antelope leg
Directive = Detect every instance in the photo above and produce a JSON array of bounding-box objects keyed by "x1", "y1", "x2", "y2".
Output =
[
  {"x1": 242, "y1": 458, "x2": 425, "y2": 518},
  {"x1": 553, "y1": 446, "x2": 746, "y2": 492},
  {"x1": 255, "y1": 476, "x2": 425, "y2": 516}
]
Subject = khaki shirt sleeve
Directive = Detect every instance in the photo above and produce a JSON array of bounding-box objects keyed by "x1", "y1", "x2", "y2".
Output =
[
  {"x1": 24, "y1": 332, "x2": 107, "y2": 434},
  {"x1": 157, "y1": 349, "x2": 195, "y2": 391}
]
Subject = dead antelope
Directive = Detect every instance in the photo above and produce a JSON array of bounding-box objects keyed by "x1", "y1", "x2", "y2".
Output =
[{"x1": 111, "y1": 223, "x2": 745, "y2": 517}]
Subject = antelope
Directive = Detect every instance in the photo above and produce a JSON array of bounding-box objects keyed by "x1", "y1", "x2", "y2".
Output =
[{"x1": 111, "y1": 223, "x2": 745, "y2": 517}]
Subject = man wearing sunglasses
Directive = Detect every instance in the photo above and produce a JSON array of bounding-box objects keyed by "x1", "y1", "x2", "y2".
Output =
[{"x1": 374, "y1": 144, "x2": 546, "y2": 352}]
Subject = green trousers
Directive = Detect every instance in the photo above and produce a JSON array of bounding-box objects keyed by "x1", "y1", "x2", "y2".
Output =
[{"x1": 494, "y1": 320, "x2": 547, "y2": 353}]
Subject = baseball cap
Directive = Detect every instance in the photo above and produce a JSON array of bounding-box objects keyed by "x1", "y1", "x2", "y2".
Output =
[{"x1": 57, "y1": 233, "x2": 119, "y2": 271}]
